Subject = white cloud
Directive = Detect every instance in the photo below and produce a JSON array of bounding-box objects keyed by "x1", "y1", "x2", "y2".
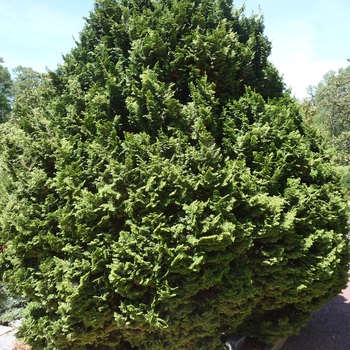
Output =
[
  {"x1": 279, "y1": 60, "x2": 346, "y2": 99},
  {"x1": 266, "y1": 19, "x2": 347, "y2": 99}
]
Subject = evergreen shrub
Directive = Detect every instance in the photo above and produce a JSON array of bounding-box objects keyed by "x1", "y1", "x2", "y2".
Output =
[{"x1": 0, "y1": 0, "x2": 349, "y2": 349}]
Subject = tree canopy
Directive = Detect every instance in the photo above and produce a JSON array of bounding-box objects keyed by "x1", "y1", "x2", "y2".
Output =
[
  {"x1": 303, "y1": 65, "x2": 350, "y2": 164},
  {"x1": 0, "y1": 58, "x2": 12, "y2": 123},
  {"x1": 0, "y1": 1, "x2": 349, "y2": 349}
]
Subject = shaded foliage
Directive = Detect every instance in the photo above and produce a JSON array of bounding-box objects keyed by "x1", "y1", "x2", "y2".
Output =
[
  {"x1": 302, "y1": 65, "x2": 350, "y2": 165},
  {"x1": 0, "y1": 58, "x2": 12, "y2": 123}
]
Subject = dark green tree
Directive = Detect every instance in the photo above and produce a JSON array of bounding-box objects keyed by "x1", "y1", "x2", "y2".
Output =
[
  {"x1": 0, "y1": 58, "x2": 12, "y2": 123},
  {"x1": 0, "y1": 1, "x2": 349, "y2": 349}
]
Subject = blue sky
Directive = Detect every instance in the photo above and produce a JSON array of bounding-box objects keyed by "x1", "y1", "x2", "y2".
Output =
[
  {"x1": 0, "y1": 1, "x2": 92, "y2": 72},
  {"x1": 235, "y1": 0, "x2": 350, "y2": 98},
  {"x1": 1, "y1": 0, "x2": 349, "y2": 99}
]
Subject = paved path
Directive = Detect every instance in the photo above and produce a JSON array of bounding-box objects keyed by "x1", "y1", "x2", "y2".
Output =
[
  {"x1": 283, "y1": 275, "x2": 350, "y2": 350},
  {"x1": 0, "y1": 326, "x2": 16, "y2": 350}
]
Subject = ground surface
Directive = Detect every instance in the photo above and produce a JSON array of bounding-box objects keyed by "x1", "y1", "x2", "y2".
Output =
[
  {"x1": 0, "y1": 326, "x2": 15, "y2": 350},
  {"x1": 236, "y1": 273, "x2": 350, "y2": 350},
  {"x1": 0, "y1": 323, "x2": 30, "y2": 350},
  {"x1": 242, "y1": 337, "x2": 266, "y2": 350},
  {"x1": 282, "y1": 275, "x2": 350, "y2": 350}
]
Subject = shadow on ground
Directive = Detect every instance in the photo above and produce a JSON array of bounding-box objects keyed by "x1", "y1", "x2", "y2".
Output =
[{"x1": 283, "y1": 280, "x2": 350, "y2": 350}]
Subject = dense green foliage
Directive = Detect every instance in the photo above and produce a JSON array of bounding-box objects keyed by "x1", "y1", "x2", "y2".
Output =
[
  {"x1": 0, "y1": 62, "x2": 43, "y2": 123},
  {"x1": 0, "y1": 0, "x2": 349, "y2": 349},
  {"x1": 10, "y1": 66, "x2": 43, "y2": 112},
  {"x1": 0, "y1": 58, "x2": 12, "y2": 123},
  {"x1": 302, "y1": 65, "x2": 350, "y2": 165},
  {"x1": 0, "y1": 64, "x2": 42, "y2": 322},
  {"x1": 300, "y1": 65, "x2": 350, "y2": 195}
]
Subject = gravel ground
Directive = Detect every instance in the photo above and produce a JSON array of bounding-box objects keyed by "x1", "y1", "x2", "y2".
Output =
[{"x1": 283, "y1": 275, "x2": 350, "y2": 350}]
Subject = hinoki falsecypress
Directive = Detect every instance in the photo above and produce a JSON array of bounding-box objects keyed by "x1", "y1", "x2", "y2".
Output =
[{"x1": 0, "y1": 0, "x2": 349, "y2": 349}]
